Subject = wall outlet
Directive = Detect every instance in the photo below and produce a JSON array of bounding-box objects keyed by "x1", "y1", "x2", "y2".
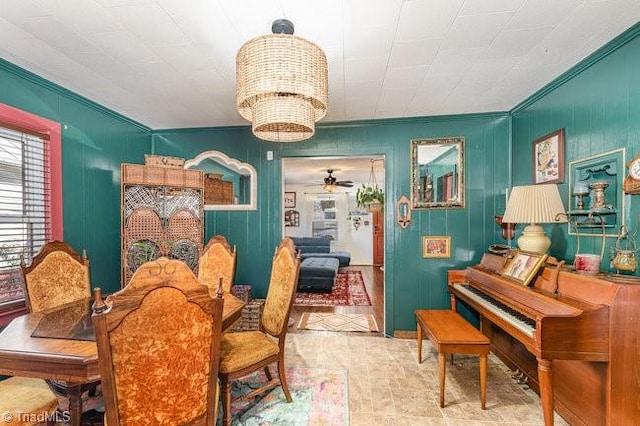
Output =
[{"x1": 267, "y1": 151, "x2": 274, "y2": 160}]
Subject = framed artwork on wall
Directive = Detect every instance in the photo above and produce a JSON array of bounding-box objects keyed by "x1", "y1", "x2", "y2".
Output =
[
  {"x1": 284, "y1": 192, "x2": 296, "y2": 208},
  {"x1": 422, "y1": 236, "x2": 451, "y2": 258},
  {"x1": 501, "y1": 250, "x2": 548, "y2": 286},
  {"x1": 533, "y1": 129, "x2": 565, "y2": 184}
]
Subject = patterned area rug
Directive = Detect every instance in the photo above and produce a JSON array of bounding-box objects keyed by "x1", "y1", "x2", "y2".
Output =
[
  {"x1": 294, "y1": 270, "x2": 371, "y2": 306},
  {"x1": 221, "y1": 368, "x2": 348, "y2": 425},
  {"x1": 298, "y1": 312, "x2": 379, "y2": 332},
  {"x1": 55, "y1": 368, "x2": 348, "y2": 426}
]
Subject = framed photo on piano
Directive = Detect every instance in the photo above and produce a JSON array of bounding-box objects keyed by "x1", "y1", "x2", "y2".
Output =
[{"x1": 501, "y1": 251, "x2": 548, "y2": 286}]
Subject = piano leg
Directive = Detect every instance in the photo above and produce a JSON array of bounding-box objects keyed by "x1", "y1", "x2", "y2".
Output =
[
  {"x1": 480, "y1": 354, "x2": 487, "y2": 410},
  {"x1": 537, "y1": 358, "x2": 554, "y2": 426}
]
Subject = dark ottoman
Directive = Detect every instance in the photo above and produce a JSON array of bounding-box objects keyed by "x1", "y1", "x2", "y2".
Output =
[
  {"x1": 299, "y1": 251, "x2": 351, "y2": 267},
  {"x1": 297, "y1": 257, "x2": 340, "y2": 293}
]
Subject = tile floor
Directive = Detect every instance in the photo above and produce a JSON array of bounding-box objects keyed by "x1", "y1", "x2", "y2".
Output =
[{"x1": 285, "y1": 332, "x2": 570, "y2": 425}]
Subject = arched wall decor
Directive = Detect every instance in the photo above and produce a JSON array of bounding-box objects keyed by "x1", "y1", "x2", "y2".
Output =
[{"x1": 184, "y1": 150, "x2": 257, "y2": 211}]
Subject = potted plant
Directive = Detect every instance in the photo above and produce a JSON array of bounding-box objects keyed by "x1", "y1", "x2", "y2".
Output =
[{"x1": 355, "y1": 184, "x2": 384, "y2": 212}]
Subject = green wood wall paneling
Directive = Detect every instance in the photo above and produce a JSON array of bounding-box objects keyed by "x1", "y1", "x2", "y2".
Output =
[
  {"x1": 7, "y1": 22, "x2": 639, "y2": 332},
  {"x1": 0, "y1": 59, "x2": 153, "y2": 294},
  {"x1": 511, "y1": 28, "x2": 640, "y2": 274},
  {"x1": 154, "y1": 114, "x2": 510, "y2": 333}
]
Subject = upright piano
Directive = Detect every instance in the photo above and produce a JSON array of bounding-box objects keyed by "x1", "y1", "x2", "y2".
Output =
[{"x1": 448, "y1": 253, "x2": 640, "y2": 426}]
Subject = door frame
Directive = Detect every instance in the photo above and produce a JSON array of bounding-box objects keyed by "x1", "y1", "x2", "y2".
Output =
[{"x1": 280, "y1": 154, "x2": 387, "y2": 328}]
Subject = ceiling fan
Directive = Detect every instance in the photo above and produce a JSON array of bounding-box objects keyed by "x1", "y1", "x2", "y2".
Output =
[{"x1": 306, "y1": 169, "x2": 354, "y2": 192}]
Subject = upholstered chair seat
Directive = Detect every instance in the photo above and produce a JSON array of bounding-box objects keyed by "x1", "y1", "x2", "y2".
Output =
[
  {"x1": 220, "y1": 332, "x2": 279, "y2": 373},
  {"x1": 218, "y1": 237, "x2": 300, "y2": 426},
  {"x1": 0, "y1": 377, "x2": 58, "y2": 425}
]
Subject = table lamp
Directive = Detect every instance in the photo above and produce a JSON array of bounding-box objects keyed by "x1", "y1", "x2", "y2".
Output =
[{"x1": 501, "y1": 184, "x2": 567, "y2": 254}]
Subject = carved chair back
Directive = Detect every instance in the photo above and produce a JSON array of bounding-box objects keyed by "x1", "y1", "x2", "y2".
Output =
[
  {"x1": 20, "y1": 240, "x2": 91, "y2": 312},
  {"x1": 261, "y1": 237, "x2": 300, "y2": 341},
  {"x1": 92, "y1": 257, "x2": 224, "y2": 426},
  {"x1": 198, "y1": 235, "x2": 237, "y2": 293}
]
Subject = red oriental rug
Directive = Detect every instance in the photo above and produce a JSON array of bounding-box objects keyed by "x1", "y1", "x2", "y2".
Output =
[{"x1": 294, "y1": 270, "x2": 372, "y2": 306}]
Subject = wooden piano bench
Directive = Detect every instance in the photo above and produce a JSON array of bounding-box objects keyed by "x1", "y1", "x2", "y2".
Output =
[{"x1": 415, "y1": 309, "x2": 490, "y2": 409}]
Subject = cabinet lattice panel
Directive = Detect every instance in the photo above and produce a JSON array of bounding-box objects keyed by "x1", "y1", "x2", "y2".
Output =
[{"x1": 121, "y1": 164, "x2": 204, "y2": 286}]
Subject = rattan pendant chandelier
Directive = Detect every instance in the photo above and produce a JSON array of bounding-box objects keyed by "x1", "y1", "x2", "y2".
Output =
[{"x1": 236, "y1": 19, "x2": 328, "y2": 143}]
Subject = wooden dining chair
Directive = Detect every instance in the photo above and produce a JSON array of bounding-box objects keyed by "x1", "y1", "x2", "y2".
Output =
[
  {"x1": 218, "y1": 237, "x2": 300, "y2": 426},
  {"x1": 0, "y1": 377, "x2": 58, "y2": 425},
  {"x1": 20, "y1": 240, "x2": 91, "y2": 313},
  {"x1": 92, "y1": 256, "x2": 224, "y2": 425},
  {"x1": 198, "y1": 235, "x2": 237, "y2": 293},
  {"x1": 19, "y1": 240, "x2": 98, "y2": 398}
]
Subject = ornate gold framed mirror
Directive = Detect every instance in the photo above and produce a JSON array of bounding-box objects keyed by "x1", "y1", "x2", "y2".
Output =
[{"x1": 410, "y1": 137, "x2": 465, "y2": 209}]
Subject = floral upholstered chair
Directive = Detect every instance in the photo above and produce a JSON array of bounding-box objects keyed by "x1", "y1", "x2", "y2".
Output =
[
  {"x1": 198, "y1": 235, "x2": 237, "y2": 293},
  {"x1": 218, "y1": 237, "x2": 300, "y2": 426},
  {"x1": 20, "y1": 240, "x2": 98, "y2": 398},
  {"x1": 92, "y1": 257, "x2": 224, "y2": 425},
  {"x1": 20, "y1": 240, "x2": 91, "y2": 313}
]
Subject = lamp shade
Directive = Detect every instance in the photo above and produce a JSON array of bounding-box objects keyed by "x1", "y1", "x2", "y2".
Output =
[
  {"x1": 502, "y1": 184, "x2": 566, "y2": 254},
  {"x1": 502, "y1": 184, "x2": 567, "y2": 224},
  {"x1": 236, "y1": 23, "x2": 328, "y2": 143}
]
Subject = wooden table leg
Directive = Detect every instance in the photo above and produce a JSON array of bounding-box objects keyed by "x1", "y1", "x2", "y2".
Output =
[
  {"x1": 480, "y1": 354, "x2": 487, "y2": 410},
  {"x1": 66, "y1": 383, "x2": 83, "y2": 426},
  {"x1": 438, "y1": 352, "x2": 446, "y2": 408},
  {"x1": 417, "y1": 322, "x2": 423, "y2": 363}
]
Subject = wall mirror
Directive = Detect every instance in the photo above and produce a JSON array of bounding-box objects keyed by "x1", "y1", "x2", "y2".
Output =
[
  {"x1": 184, "y1": 150, "x2": 257, "y2": 211},
  {"x1": 411, "y1": 137, "x2": 465, "y2": 209}
]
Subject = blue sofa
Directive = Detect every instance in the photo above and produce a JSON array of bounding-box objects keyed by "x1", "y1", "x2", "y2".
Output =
[
  {"x1": 291, "y1": 236, "x2": 351, "y2": 267},
  {"x1": 291, "y1": 236, "x2": 351, "y2": 293}
]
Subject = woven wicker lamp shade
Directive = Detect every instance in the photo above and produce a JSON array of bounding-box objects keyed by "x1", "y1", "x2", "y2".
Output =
[{"x1": 236, "y1": 20, "x2": 328, "y2": 143}]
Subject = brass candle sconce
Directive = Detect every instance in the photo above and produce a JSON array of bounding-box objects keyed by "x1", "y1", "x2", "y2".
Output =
[
  {"x1": 494, "y1": 214, "x2": 515, "y2": 241},
  {"x1": 397, "y1": 195, "x2": 411, "y2": 229}
]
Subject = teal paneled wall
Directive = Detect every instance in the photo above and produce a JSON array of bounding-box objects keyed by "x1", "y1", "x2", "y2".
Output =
[
  {"x1": 154, "y1": 114, "x2": 511, "y2": 333},
  {"x1": 0, "y1": 59, "x2": 152, "y2": 293},
  {"x1": 511, "y1": 25, "x2": 640, "y2": 270},
  {"x1": 4, "y1": 21, "x2": 638, "y2": 333}
]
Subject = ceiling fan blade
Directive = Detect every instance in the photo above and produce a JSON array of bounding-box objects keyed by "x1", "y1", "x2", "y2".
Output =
[{"x1": 336, "y1": 181, "x2": 354, "y2": 187}]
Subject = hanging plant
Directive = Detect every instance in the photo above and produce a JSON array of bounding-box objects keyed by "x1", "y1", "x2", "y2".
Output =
[
  {"x1": 356, "y1": 159, "x2": 384, "y2": 212},
  {"x1": 356, "y1": 184, "x2": 384, "y2": 212}
]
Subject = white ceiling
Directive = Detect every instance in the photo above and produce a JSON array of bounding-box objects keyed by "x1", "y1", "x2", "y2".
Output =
[{"x1": 1, "y1": 0, "x2": 639, "y2": 131}]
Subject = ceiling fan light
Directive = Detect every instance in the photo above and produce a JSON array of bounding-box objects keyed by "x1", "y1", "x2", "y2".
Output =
[
  {"x1": 323, "y1": 184, "x2": 337, "y2": 193},
  {"x1": 236, "y1": 22, "x2": 328, "y2": 143}
]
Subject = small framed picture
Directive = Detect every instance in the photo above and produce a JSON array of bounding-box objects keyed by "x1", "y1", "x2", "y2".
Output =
[
  {"x1": 422, "y1": 236, "x2": 451, "y2": 258},
  {"x1": 501, "y1": 251, "x2": 548, "y2": 286},
  {"x1": 533, "y1": 128, "x2": 565, "y2": 184},
  {"x1": 284, "y1": 192, "x2": 296, "y2": 208}
]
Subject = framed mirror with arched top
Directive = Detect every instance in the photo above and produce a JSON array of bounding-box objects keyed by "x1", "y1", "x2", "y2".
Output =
[{"x1": 184, "y1": 150, "x2": 257, "y2": 211}]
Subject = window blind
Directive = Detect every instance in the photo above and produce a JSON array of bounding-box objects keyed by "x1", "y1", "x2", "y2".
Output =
[{"x1": 0, "y1": 126, "x2": 50, "y2": 305}]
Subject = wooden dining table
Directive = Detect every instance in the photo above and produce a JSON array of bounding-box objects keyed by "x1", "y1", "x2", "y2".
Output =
[{"x1": 0, "y1": 291, "x2": 245, "y2": 426}]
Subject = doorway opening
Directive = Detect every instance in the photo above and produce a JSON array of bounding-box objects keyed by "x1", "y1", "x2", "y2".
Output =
[{"x1": 282, "y1": 155, "x2": 385, "y2": 334}]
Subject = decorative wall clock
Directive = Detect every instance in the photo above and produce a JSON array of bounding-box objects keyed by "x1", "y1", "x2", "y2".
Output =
[{"x1": 623, "y1": 154, "x2": 640, "y2": 194}]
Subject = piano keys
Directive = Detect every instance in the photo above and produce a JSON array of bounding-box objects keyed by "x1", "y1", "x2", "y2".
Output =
[{"x1": 448, "y1": 253, "x2": 640, "y2": 426}]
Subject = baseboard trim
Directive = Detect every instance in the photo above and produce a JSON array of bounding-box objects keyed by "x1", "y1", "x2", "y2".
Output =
[{"x1": 393, "y1": 330, "x2": 417, "y2": 339}]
